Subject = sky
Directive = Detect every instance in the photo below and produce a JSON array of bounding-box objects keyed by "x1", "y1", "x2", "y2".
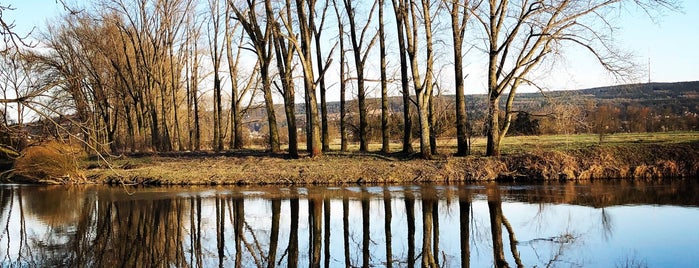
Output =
[{"x1": 4, "y1": 0, "x2": 699, "y2": 98}]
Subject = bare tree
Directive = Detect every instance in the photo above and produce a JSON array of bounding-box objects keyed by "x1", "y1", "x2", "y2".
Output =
[
  {"x1": 332, "y1": 0, "x2": 349, "y2": 152},
  {"x1": 230, "y1": 0, "x2": 282, "y2": 153},
  {"x1": 225, "y1": 4, "x2": 259, "y2": 151},
  {"x1": 446, "y1": 0, "x2": 473, "y2": 156},
  {"x1": 389, "y1": 0, "x2": 413, "y2": 154},
  {"x1": 395, "y1": 0, "x2": 437, "y2": 158},
  {"x1": 343, "y1": 0, "x2": 378, "y2": 152},
  {"x1": 312, "y1": 1, "x2": 334, "y2": 152},
  {"x1": 280, "y1": 0, "x2": 323, "y2": 157},
  {"x1": 224, "y1": 5, "x2": 245, "y2": 150},
  {"x1": 475, "y1": 0, "x2": 679, "y2": 156},
  {"x1": 378, "y1": 0, "x2": 390, "y2": 153},
  {"x1": 209, "y1": 0, "x2": 227, "y2": 152},
  {"x1": 271, "y1": 0, "x2": 300, "y2": 158},
  {"x1": 185, "y1": 11, "x2": 203, "y2": 151}
]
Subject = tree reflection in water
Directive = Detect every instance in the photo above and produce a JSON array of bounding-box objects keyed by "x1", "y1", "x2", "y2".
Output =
[{"x1": 0, "y1": 181, "x2": 698, "y2": 267}]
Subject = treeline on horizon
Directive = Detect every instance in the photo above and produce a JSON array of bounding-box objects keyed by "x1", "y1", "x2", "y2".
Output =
[{"x1": 0, "y1": 0, "x2": 687, "y2": 159}]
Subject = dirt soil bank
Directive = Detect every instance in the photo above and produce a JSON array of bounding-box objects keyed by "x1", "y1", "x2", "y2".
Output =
[{"x1": 83, "y1": 142, "x2": 699, "y2": 185}]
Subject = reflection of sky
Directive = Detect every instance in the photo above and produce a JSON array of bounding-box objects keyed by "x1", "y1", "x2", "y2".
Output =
[{"x1": 1, "y1": 185, "x2": 699, "y2": 267}]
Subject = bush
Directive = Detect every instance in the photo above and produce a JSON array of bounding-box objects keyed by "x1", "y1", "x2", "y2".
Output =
[{"x1": 11, "y1": 141, "x2": 86, "y2": 183}]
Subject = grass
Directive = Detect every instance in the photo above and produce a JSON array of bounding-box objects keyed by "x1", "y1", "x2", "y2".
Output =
[
  {"x1": 73, "y1": 131, "x2": 699, "y2": 186},
  {"x1": 319, "y1": 131, "x2": 699, "y2": 155},
  {"x1": 480, "y1": 131, "x2": 699, "y2": 154}
]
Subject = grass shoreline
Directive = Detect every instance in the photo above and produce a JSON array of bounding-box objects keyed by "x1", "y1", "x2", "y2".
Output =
[
  {"x1": 5, "y1": 132, "x2": 698, "y2": 185},
  {"x1": 81, "y1": 141, "x2": 698, "y2": 186}
]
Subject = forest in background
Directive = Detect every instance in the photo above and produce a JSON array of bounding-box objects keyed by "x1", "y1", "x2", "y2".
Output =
[{"x1": 0, "y1": 0, "x2": 688, "y2": 161}]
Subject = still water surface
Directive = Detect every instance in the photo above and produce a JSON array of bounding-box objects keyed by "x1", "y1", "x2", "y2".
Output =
[{"x1": 1, "y1": 181, "x2": 698, "y2": 267}]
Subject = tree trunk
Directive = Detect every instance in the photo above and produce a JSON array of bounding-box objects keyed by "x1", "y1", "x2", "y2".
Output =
[
  {"x1": 335, "y1": 3, "x2": 348, "y2": 152},
  {"x1": 345, "y1": 0, "x2": 370, "y2": 152},
  {"x1": 486, "y1": 96, "x2": 501, "y2": 156},
  {"x1": 379, "y1": 0, "x2": 390, "y2": 153},
  {"x1": 214, "y1": 73, "x2": 223, "y2": 151},
  {"x1": 417, "y1": 94, "x2": 432, "y2": 159},
  {"x1": 314, "y1": 25, "x2": 330, "y2": 152},
  {"x1": 429, "y1": 94, "x2": 436, "y2": 156},
  {"x1": 450, "y1": 0, "x2": 470, "y2": 156},
  {"x1": 226, "y1": 15, "x2": 244, "y2": 150},
  {"x1": 392, "y1": 0, "x2": 413, "y2": 154},
  {"x1": 272, "y1": 20, "x2": 299, "y2": 158},
  {"x1": 296, "y1": 0, "x2": 322, "y2": 157},
  {"x1": 261, "y1": 65, "x2": 281, "y2": 153}
]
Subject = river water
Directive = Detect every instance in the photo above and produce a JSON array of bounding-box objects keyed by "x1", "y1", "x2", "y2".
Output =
[{"x1": 1, "y1": 180, "x2": 698, "y2": 267}]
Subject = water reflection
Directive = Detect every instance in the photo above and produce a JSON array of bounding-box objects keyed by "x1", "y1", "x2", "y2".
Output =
[{"x1": 1, "y1": 181, "x2": 699, "y2": 267}]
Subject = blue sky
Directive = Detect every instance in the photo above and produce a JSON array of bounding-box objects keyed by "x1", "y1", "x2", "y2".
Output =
[{"x1": 4, "y1": 0, "x2": 698, "y2": 96}]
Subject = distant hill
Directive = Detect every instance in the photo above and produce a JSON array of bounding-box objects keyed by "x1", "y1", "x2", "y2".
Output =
[
  {"x1": 513, "y1": 81, "x2": 699, "y2": 114},
  {"x1": 309, "y1": 81, "x2": 699, "y2": 115}
]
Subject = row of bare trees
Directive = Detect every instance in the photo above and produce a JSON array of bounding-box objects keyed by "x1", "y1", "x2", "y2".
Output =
[{"x1": 0, "y1": 0, "x2": 678, "y2": 158}]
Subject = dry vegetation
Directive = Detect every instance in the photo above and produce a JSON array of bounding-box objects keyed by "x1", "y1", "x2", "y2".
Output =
[
  {"x1": 9, "y1": 141, "x2": 86, "y2": 184},
  {"x1": 75, "y1": 132, "x2": 699, "y2": 186}
]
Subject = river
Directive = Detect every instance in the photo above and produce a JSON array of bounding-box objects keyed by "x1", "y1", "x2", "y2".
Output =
[{"x1": 1, "y1": 180, "x2": 698, "y2": 267}]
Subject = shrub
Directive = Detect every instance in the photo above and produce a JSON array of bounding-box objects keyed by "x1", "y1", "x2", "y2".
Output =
[{"x1": 12, "y1": 140, "x2": 86, "y2": 183}]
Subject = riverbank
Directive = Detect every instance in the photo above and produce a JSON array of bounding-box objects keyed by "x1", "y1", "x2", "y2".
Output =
[{"x1": 79, "y1": 141, "x2": 698, "y2": 185}]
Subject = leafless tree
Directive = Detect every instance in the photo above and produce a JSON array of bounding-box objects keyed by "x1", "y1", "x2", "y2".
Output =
[
  {"x1": 474, "y1": 0, "x2": 679, "y2": 156},
  {"x1": 445, "y1": 0, "x2": 474, "y2": 156},
  {"x1": 271, "y1": 0, "x2": 300, "y2": 158},
  {"x1": 343, "y1": 0, "x2": 378, "y2": 152},
  {"x1": 280, "y1": 0, "x2": 323, "y2": 157},
  {"x1": 332, "y1": 0, "x2": 349, "y2": 152},
  {"x1": 230, "y1": 0, "x2": 282, "y2": 153},
  {"x1": 378, "y1": 0, "x2": 390, "y2": 153},
  {"x1": 395, "y1": 0, "x2": 438, "y2": 158},
  {"x1": 209, "y1": 0, "x2": 228, "y2": 152},
  {"x1": 313, "y1": 1, "x2": 334, "y2": 152},
  {"x1": 389, "y1": 0, "x2": 414, "y2": 154}
]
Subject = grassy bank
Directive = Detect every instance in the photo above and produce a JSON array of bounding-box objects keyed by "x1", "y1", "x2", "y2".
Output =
[{"x1": 76, "y1": 132, "x2": 699, "y2": 185}]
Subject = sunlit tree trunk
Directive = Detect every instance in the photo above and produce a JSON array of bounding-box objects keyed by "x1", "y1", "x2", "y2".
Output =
[
  {"x1": 448, "y1": 0, "x2": 471, "y2": 156},
  {"x1": 230, "y1": 0, "x2": 281, "y2": 153},
  {"x1": 272, "y1": 26, "x2": 298, "y2": 158},
  {"x1": 400, "y1": 0, "x2": 436, "y2": 158},
  {"x1": 293, "y1": 0, "x2": 322, "y2": 157}
]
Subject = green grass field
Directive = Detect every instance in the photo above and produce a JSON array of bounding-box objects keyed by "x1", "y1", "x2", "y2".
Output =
[{"x1": 320, "y1": 131, "x2": 699, "y2": 156}]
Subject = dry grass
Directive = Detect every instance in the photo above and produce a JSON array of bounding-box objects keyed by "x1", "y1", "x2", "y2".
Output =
[
  {"x1": 6, "y1": 131, "x2": 686, "y2": 185},
  {"x1": 11, "y1": 140, "x2": 86, "y2": 184}
]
